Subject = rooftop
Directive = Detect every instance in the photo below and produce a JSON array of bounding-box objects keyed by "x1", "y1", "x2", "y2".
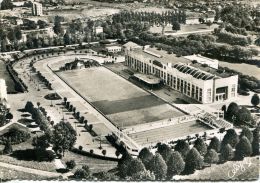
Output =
[{"x1": 128, "y1": 47, "x2": 235, "y2": 79}]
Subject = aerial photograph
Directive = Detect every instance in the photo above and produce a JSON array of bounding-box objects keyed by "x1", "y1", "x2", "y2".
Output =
[{"x1": 0, "y1": 0, "x2": 259, "y2": 182}]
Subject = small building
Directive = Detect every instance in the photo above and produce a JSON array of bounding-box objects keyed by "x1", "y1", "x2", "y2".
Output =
[
  {"x1": 32, "y1": 2, "x2": 43, "y2": 16},
  {"x1": 106, "y1": 45, "x2": 122, "y2": 53},
  {"x1": 123, "y1": 41, "x2": 142, "y2": 53},
  {"x1": 94, "y1": 26, "x2": 103, "y2": 35},
  {"x1": 0, "y1": 79, "x2": 8, "y2": 102}
]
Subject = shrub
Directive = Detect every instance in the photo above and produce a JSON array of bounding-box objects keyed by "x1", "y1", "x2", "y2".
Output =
[
  {"x1": 66, "y1": 160, "x2": 76, "y2": 170},
  {"x1": 252, "y1": 127, "x2": 260, "y2": 156},
  {"x1": 222, "y1": 129, "x2": 239, "y2": 148},
  {"x1": 79, "y1": 145, "x2": 83, "y2": 151},
  {"x1": 149, "y1": 153, "x2": 167, "y2": 180},
  {"x1": 138, "y1": 147, "x2": 153, "y2": 169}
]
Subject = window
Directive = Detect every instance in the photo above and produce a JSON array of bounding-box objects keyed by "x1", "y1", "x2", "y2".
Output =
[
  {"x1": 207, "y1": 88, "x2": 212, "y2": 102},
  {"x1": 231, "y1": 84, "x2": 236, "y2": 97}
]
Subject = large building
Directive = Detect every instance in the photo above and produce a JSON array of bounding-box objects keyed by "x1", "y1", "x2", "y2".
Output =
[
  {"x1": 125, "y1": 45, "x2": 238, "y2": 104},
  {"x1": 32, "y1": 2, "x2": 43, "y2": 16}
]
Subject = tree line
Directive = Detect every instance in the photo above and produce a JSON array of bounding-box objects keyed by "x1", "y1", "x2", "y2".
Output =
[
  {"x1": 112, "y1": 10, "x2": 186, "y2": 25},
  {"x1": 117, "y1": 126, "x2": 259, "y2": 180}
]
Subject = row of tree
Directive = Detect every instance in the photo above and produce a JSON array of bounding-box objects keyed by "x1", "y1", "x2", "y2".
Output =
[
  {"x1": 117, "y1": 126, "x2": 259, "y2": 180},
  {"x1": 112, "y1": 10, "x2": 186, "y2": 25}
]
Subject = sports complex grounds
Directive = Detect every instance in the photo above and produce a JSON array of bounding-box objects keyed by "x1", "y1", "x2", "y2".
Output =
[{"x1": 53, "y1": 61, "x2": 212, "y2": 147}]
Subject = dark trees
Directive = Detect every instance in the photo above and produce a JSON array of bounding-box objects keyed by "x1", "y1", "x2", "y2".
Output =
[
  {"x1": 251, "y1": 94, "x2": 260, "y2": 107},
  {"x1": 204, "y1": 149, "x2": 219, "y2": 165},
  {"x1": 149, "y1": 153, "x2": 167, "y2": 180},
  {"x1": 252, "y1": 127, "x2": 259, "y2": 156},
  {"x1": 220, "y1": 143, "x2": 234, "y2": 162},
  {"x1": 174, "y1": 140, "x2": 190, "y2": 160},
  {"x1": 138, "y1": 147, "x2": 153, "y2": 169},
  {"x1": 166, "y1": 151, "x2": 185, "y2": 179},
  {"x1": 222, "y1": 129, "x2": 239, "y2": 148},
  {"x1": 193, "y1": 138, "x2": 207, "y2": 156},
  {"x1": 184, "y1": 148, "x2": 203, "y2": 174},
  {"x1": 208, "y1": 136, "x2": 221, "y2": 152},
  {"x1": 235, "y1": 136, "x2": 252, "y2": 160}
]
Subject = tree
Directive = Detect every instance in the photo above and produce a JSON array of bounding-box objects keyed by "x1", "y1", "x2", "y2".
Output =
[
  {"x1": 52, "y1": 121, "x2": 77, "y2": 156},
  {"x1": 204, "y1": 149, "x2": 219, "y2": 165},
  {"x1": 127, "y1": 158, "x2": 146, "y2": 177},
  {"x1": 149, "y1": 153, "x2": 167, "y2": 180},
  {"x1": 174, "y1": 140, "x2": 190, "y2": 160},
  {"x1": 208, "y1": 136, "x2": 221, "y2": 152},
  {"x1": 63, "y1": 33, "x2": 71, "y2": 45},
  {"x1": 235, "y1": 107, "x2": 253, "y2": 126},
  {"x1": 235, "y1": 136, "x2": 252, "y2": 160},
  {"x1": 117, "y1": 153, "x2": 133, "y2": 178},
  {"x1": 252, "y1": 127, "x2": 259, "y2": 156},
  {"x1": 138, "y1": 147, "x2": 154, "y2": 169},
  {"x1": 206, "y1": 20, "x2": 213, "y2": 28},
  {"x1": 37, "y1": 102, "x2": 41, "y2": 109},
  {"x1": 222, "y1": 129, "x2": 239, "y2": 148},
  {"x1": 157, "y1": 143, "x2": 172, "y2": 163},
  {"x1": 63, "y1": 97, "x2": 67, "y2": 104},
  {"x1": 193, "y1": 138, "x2": 207, "y2": 156},
  {"x1": 184, "y1": 148, "x2": 203, "y2": 174},
  {"x1": 240, "y1": 127, "x2": 253, "y2": 143},
  {"x1": 53, "y1": 16, "x2": 63, "y2": 35},
  {"x1": 3, "y1": 140, "x2": 13, "y2": 154},
  {"x1": 66, "y1": 160, "x2": 76, "y2": 170},
  {"x1": 172, "y1": 21, "x2": 181, "y2": 32},
  {"x1": 25, "y1": 101, "x2": 34, "y2": 113},
  {"x1": 1, "y1": 0, "x2": 13, "y2": 10},
  {"x1": 102, "y1": 149, "x2": 107, "y2": 157},
  {"x1": 167, "y1": 151, "x2": 185, "y2": 179},
  {"x1": 5, "y1": 113, "x2": 13, "y2": 121},
  {"x1": 251, "y1": 94, "x2": 260, "y2": 107},
  {"x1": 220, "y1": 143, "x2": 234, "y2": 162},
  {"x1": 32, "y1": 134, "x2": 51, "y2": 149},
  {"x1": 225, "y1": 102, "x2": 239, "y2": 122},
  {"x1": 115, "y1": 150, "x2": 120, "y2": 159},
  {"x1": 38, "y1": 20, "x2": 48, "y2": 29}
]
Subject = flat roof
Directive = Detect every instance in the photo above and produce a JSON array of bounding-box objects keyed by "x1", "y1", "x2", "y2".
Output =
[
  {"x1": 133, "y1": 73, "x2": 161, "y2": 85},
  {"x1": 128, "y1": 47, "x2": 235, "y2": 79}
]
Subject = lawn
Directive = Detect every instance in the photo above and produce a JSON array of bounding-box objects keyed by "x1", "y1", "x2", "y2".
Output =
[
  {"x1": 58, "y1": 66, "x2": 184, "y2": 127},
  {"x1": 0, "y1": 137, "x2": 57, "y2": 172},
  {"x1": 176, "y1": 156, "x2": 259, "y2": 180},
  {"x1": 219, "y1": 61, "x2": 260, "y2": 80},
  {"x1": 0, "y1": 166, "x2": 49, "y2": 181},
  {"x1": 61, "y1": 150, "x2": 117, "y2": 174},
  {"x1": 0, "y1": 60, "x2": 16, "y2": 93}
]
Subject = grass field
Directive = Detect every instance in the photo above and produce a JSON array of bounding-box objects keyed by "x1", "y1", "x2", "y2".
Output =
[
  {"x1": 0, "y1": 60, "x2": 16, "y2": 93},
  {"x1": 0, "y1": 166, "x2": 49, "y2": 181},
  {"x1": 219, "y1": 61, "x2": 260, "y2": 80},
  {"x1": 176, "y1": 156, "x2": 259, "y2": 180},
  {"x1": 0, "y1": 137, "x2": 57, "y2": 172},
  {"x1": 128, "y1": 120, "x2": 211, "y2": 145},
  {"x1": 58, "y1": 67, "x2": 184, "y2": 127},
  {"x1": 62, "y1": 150, "x2": 117, "y2": 174}
]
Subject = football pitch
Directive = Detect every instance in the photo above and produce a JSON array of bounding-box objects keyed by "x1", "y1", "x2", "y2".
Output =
[{"x1": 58, "y1": 66, "x2": 185, "y2": 127}]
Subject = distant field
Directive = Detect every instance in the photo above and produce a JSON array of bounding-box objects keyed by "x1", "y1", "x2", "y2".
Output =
[
  {"x1": 0, "y1": 61, "x2": 16, "y2": 93},
  {"x1": 219, "y1": 61, "x2": 260, "y2": 80},
  {"x1": 149, "y1": 24, "x2": 219, "y2": 35},
  {"x1": 57, "y1": 67, "x2": 184, "y2": 127}
]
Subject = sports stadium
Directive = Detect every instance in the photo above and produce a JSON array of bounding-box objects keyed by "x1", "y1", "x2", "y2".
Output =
[{"x1": 51, "y1": 56, "x2": 233, "y2": 155}]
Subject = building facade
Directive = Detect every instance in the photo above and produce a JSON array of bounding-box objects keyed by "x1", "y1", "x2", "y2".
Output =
[
  {"x1": 106, "y1": 46, "x2": 122, "y2": 53},
  {"x1": 32, "y1": 2, "x2": 43, "y2": 16},
  {"x1": 125, "y1": 47, "x2": 238, "y2": 104},
  {"x1": 0, "y1": 79, "x2": 7, "y2": 101}
]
